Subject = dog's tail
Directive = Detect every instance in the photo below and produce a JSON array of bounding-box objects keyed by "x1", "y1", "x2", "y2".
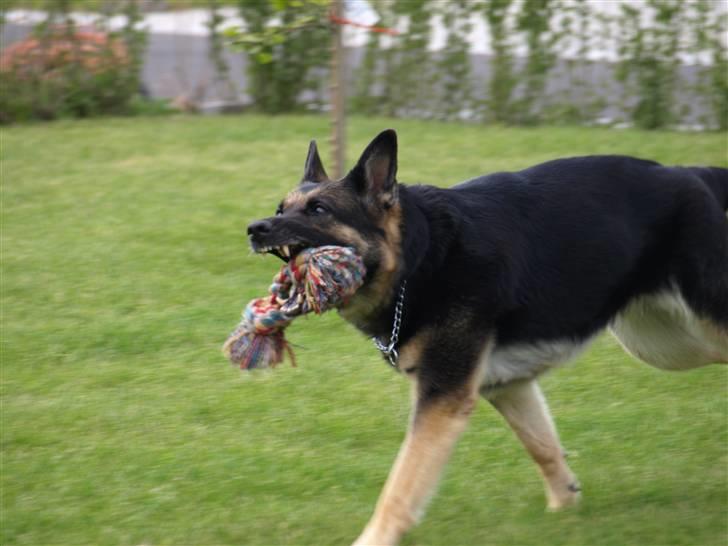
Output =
[{"x1": 689, "y1": 167, "x2": 728, "y2": 211}]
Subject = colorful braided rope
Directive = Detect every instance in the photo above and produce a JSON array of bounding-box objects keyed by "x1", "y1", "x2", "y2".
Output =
[{"x1": 223, "y1": 246, "x2": 366, "y2": 370}]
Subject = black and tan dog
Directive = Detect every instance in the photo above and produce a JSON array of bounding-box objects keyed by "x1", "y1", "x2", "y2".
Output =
[{"x1": 246, "y1": 130, "x2": 728, "y2": 546}]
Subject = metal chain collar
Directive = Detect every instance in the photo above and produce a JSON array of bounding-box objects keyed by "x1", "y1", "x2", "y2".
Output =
[{"x1": 372, "y1": 280, "x2": 407, "y2": 368}]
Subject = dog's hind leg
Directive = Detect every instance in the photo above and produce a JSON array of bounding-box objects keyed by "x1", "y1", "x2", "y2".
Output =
[
  {"x1": 486, "y1": 380, "x2": 580, "y2": 510},
  {"x1": 610, "y1": 288, "x2": 728, "y2": 369}
]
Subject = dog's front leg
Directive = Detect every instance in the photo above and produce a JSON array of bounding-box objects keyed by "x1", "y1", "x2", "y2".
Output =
[{"x1": 353, "y1": 393, "x2": 475, "y2": 546}]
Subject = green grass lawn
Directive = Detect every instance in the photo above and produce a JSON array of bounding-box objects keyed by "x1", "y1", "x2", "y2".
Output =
[{"x1": 1, "y1": 115, "x2": 726, "y2": 546}]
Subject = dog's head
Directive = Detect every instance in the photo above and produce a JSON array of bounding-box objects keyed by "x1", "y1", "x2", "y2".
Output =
[{"x1": 247, "y1": 130, "x2": 403, "y2": 322}]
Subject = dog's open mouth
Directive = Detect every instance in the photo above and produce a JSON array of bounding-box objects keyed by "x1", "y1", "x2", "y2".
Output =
[{"x1": 255, "y1": 243, "x2": 309, "y2": 263}]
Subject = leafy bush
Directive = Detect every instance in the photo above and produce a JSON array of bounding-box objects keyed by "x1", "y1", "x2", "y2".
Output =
[
  {"x1": 230, "y1": 0, "x2": 330, "y2": 114},
  {"x1": 0, "y1": 0, "x2": 146, "y2": 124},
  {"x1": 0, "y1": 27, "x2": 135, "y2": 122}
]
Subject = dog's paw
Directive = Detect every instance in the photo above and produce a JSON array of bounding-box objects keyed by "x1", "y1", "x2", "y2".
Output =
[
  {"x1": 352, "y1": 524, "x2": 401, "y2": 546},
  {"x1": 546, "y1": 483, "x2": 582, "y2": 512},
  {"x1": 351, "y1": 530, "x2": 380, "y2": 546}
]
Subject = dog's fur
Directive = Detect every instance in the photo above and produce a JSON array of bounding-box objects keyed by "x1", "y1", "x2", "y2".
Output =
[{"x1": 247, "y1": 130, "x2": 728, "y2": 545}]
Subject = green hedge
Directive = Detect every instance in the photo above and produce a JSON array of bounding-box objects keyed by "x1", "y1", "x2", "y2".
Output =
[{"x1": 229, "y1": 0, "x2": 727, "y2": 130}]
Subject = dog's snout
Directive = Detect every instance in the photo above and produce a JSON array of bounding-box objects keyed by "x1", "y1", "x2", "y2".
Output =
[{"x1": 247, "y1": 219, "x2": 273, "y2": 237}]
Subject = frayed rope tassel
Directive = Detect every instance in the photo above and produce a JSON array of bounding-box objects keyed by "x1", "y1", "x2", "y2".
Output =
[{"x1": 223, "y1": 245, "x2": 366, "y2": 370}]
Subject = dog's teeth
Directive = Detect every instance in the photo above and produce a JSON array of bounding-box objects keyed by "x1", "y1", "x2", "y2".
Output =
[{"x1": 282, "y1": 245, "x2": 290, "y2": 258}]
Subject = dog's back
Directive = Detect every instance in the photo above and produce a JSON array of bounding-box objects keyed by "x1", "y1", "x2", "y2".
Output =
[
  {"x1": 447, "y1": 156, "x2": 728, "y2": 344},
  {"x1": 685, "y1": 166, "x2": 728, "y2": 211}
]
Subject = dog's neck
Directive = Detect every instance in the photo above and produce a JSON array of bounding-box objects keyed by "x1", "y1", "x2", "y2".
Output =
[{"x1": 339, "y1": 184, "x2": 461, "y2": 343}]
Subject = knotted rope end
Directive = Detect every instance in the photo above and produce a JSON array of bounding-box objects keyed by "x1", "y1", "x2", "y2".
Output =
[{"x1": 223, "y1": 246, "x2": 366, "y2": 370}]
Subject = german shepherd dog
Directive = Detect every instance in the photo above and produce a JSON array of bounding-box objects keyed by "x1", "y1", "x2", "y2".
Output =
[{"x1": 246, "y1": 130, "x2": 728, "y2": 545}]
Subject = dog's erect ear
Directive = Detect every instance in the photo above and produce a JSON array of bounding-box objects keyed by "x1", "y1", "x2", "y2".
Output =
[
  {"x1": 350, "y1": 129, "x2": 398, "y2": 206},
  {"x1": 302, "y1": 140, "x2": 329, "y2": 184}
]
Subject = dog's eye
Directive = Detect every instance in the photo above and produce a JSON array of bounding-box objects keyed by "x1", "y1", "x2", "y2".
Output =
[{"x1": 308, "y1": 202, "x2": 328, "y2": 216}]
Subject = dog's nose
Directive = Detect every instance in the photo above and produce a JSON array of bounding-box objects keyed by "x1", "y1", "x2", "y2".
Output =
[{"x1": 247, "y1": 219, "x2": 273, "y2": 237}]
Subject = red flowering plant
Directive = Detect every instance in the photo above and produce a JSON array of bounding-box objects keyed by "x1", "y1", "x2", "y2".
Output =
[{"x1": 0, "y1": 21, "x2": 144, "y2": 123}]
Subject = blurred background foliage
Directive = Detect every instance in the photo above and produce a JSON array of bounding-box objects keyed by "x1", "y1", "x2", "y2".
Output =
[
  {"x1": 0, "y1": 0, "x2": 148, "y2": 123},
  {"x1": 1, "y1": 0, "x2": 726, "y2": 129}
]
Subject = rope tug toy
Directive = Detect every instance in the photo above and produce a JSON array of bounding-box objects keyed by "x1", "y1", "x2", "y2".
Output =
[{"x1": 223, "y1": 246, "x2": 366, "y2": 370}]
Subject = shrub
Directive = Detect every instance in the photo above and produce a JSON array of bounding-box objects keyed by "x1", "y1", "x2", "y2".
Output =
[
  {"x1": 0, "y1": 25, "x2": 141, "y2": 123},
  {"x1": 232, "y1": 0, "x2": 330, "y2": 114}
]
